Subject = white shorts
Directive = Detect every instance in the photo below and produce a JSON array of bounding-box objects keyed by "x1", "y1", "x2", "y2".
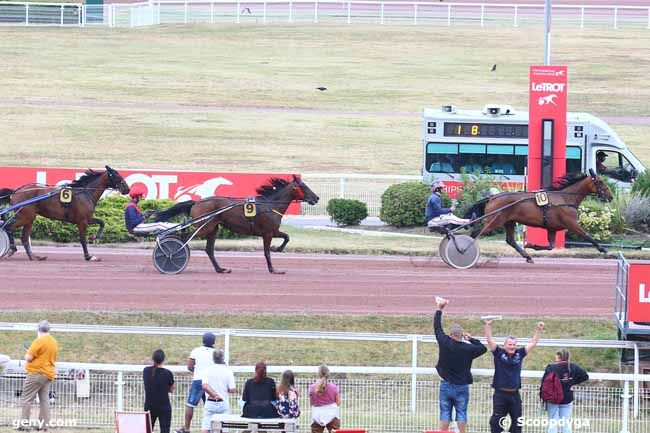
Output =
[
  {"x1": 427, "y1": 214, "x2": 471, "y2": 228},
  {"x1": 132, "y1": 222, "x2": 177, "y2": 235}
]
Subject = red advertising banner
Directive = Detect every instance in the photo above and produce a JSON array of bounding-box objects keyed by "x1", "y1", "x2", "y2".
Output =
[
  {"x1": 0, "y1": 166, "x2": 301, "y2": 214},
  {"x1": 527, "y1": 65, "x2": 568, "y2": 248},
  {"x1": 628, "y1": 263, "x2": 650, "y2": 323}
]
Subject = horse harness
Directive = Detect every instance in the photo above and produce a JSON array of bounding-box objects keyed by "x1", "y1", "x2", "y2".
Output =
[{"x1": 532, "y1": 191, "x2": 580, "y2": 228}]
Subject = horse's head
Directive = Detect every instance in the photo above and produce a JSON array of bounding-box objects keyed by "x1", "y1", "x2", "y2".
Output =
[
  {"x1": 105, "y1": 166, "x2": 131, "y2": 195},
  {"x1": 588, "y1": 169, "x2": 613, "y2": 202},
  {"x1": 291, "y1": 174, "x2": 319, "y2": 205}
]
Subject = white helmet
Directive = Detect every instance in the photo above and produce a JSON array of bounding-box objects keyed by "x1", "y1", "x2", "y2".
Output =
[{"x1": 431, "y1": 180, "x2": 445, "y2": 190}]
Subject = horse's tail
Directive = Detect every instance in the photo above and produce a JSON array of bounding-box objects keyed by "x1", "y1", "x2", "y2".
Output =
[
  {"x1": 0, "y1": 188, "x2": 14, "y2": 206},
  {"x1": 154, "y1": 200, "x2": 195, "y2": 222},
  {"x1": 463, "y1": 197, "x2": 490, "y2": 221}
]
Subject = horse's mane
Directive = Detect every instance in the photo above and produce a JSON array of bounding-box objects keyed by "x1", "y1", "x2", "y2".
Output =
[
  {"x1": 70, "y1": 169, "x2": 103, "y2": 187},
  {"x1": 547, "y1": 172, "x2": 588, "y2": 191},
  {"x1": 256, "y1": 177, "x2": 290, "y2": 197}
]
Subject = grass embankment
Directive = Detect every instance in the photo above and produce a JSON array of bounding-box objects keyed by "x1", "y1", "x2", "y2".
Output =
[
  {"x1": 0, "y1": 26, "x2": 648, "y2": 172},
  {"x1": 0, "y1": 311, "x2": 621, "y2": 376}
]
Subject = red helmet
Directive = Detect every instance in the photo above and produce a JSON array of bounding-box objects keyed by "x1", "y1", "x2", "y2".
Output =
[{"x1": 129, "y1": 185, "x2": 146, "y2": 199}]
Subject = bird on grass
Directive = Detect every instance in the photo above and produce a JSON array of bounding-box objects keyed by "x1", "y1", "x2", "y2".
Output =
[
  {"x1": 491, "y1": 64, "x2": 497, "y2": 72},
  {"x1": 316, "y1": 86, "x2": 327, "y2": 91}
]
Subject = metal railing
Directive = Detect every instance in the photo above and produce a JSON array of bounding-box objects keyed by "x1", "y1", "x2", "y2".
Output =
[{"x1": 2, "y1": 1, "x2": 650, "y2": 29}]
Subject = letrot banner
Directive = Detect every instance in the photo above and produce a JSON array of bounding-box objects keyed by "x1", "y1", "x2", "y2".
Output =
[{"x1": 0, "y1": 166, "x2": 301, "y2": 214}]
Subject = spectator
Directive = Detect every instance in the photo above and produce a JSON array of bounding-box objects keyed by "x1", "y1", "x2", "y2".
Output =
[
  {"x1": 241, "y1": 361, "x2": 279, "y2": 418},
  {"x1": 596, "y1": 151, "x2": 608, "y2": 174},
  {"x1": 200, "y1": 349, "x2": 236, "y2": 433},
  {"x1": 425, "y1": 181, "x2": 470, "y2": 228},
  {"x1": 485, "y1": 320, "x2": 545, "y2": 433},
  {"x1": 542, "y1": 349, "x2": 589, "y2": 433},
  {"x1": 176, "y1": 332, "x2": 216, "y2": 433},
  {"x1": 309, "y1": 365, "x2": 341, "y2": 433},
  {"x1": 434, "y1": 297, "x2": 487, "y2": 433},
  {"x1": 19, "y1": 320, "x2": 58, "y2": 431},
  {"x1": 124, "y1": 185, "x2": 175, "y2": 235},
  {"x1": 277, "y1": 370, "x2": 301, "y2": 419},
  {"x1": 143, "y1": 349, "x2": 175, "y2": 433}
]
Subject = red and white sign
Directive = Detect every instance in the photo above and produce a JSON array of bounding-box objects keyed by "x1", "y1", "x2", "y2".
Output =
[
  {"x1": 441, "y1": 180, "x2": 524, "y2": 199},
  {"x1": 527, "y1": 65, "x2": 568, "y2": 248},
  {"x1": 0, "y1": 166, "x2": 301, "y2": 214},
  {"x1": 628, "y1": 263, "x2": 650, "y2": 323}
]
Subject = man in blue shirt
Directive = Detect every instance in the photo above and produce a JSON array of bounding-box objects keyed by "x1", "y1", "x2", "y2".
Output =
[
  {"x1": 124, "y1": 186, "x2": 176, "y2": 235},
  {"x1": 485, "y1": 319, "x2": 545, "y2": 433},
  {"x1": 425, "y1": 181, "x2": 470, "y2": 229}
]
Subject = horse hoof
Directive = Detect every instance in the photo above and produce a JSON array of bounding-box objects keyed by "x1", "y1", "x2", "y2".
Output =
[
  {"x1": 6, "y1": 249, "x2": 16, "y2": 258},
  {"x1": 36, "y1": 256, "x2": 48, "y2": 261},
  {"x1": 271, "y1": 270, "x2": 286, "y2": 275},
  {"x1": 526, "y1": 257, "x2": 534, "y2": 264},
  {"x1": 216, "y1": 268, "x2": 231, "y2": 274},
  {"x1": 87, "y1": 256, "x2": 101, "y2": 262}
]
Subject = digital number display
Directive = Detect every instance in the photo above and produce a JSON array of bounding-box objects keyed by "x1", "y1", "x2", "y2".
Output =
[{"x1": 444, "y1": 122, "x2": 528, "y2": 138}]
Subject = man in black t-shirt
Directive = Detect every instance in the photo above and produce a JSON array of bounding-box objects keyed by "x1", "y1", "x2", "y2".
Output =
[
  {"x1": 434, "y1": 297, "x2": 487, "y2": 433},
  {"x1": 485, "y1": 320, "x2": 544, "y2": 433}
]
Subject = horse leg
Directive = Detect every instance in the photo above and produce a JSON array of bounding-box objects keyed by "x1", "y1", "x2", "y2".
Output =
[
  {"x1": 505, "y1": 221, "x2": 534, "y2": 263},
  {"x1": 78, "y1": 222, "x2": 99, "y2": 261},
  {"x1": 205, "y1": 226, "x2": 231, "y2": 273},
  {"x1": 270, "y1": 231, "x2": 290, "y2": 252},
  {"x1": 547, "y1": 230, "x2": 556, "y2": 250},
  {"x1": 263, "y1": 233, "x2": 284, "y2": 274},
  {"x1": 565, "y1": 221, "x2": 609, "y2": 255},
  {"x1": 21, "y1": 223, "x2": 46, "y2": 261},
  {"x1": 89, "y1": 217, "x2": 105, "y2": 241}
]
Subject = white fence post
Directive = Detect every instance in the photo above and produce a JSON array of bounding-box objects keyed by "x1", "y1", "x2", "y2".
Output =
[
  {"x1": 410, "y1": 335, "x2": 418, "y2": 413},
  {"x1": 224, "y1": 329, "x2": 231, "y2": 365},
  {"x1": 347, "y1": 1, "x2": 351, "y2": 24},
  {"x1": 621, "y1": 380, "x2": 631, "y2": 433},
  {"x1": 380, "y1": 2, "x2": 384, "y2": 24},
  {"x1": 514, "y1": 5, "x2": 518, "y2": 27},
  {"x1": 413, "y1": 3, "x2": 416, "y2": 25},
  {"x1": 647, "y1": 7, "x2": 650, "y2": 29},
  {"x1": 263, "y1": 1, "x2": 266, "y2": 24},
  {"x1": 210, "y1": 2, "x2": 214, "y2": 24},
  {"x1": 288, "y1": 1, "x2": 292, "y2": 22},
  {"x1": 613, "y1": 7, "x2": 618, "y2": 29},
  {"x1": 480, "y1": 4, "x2": 484, "y2": 27},
  {"x1": 447, "y1": 4, "x2": 451, "y2": 26},
  {"x1": 116, "y1": 372, "x2": 124, "y2": 411},
  {"x1": 82, "y1": 5, "x2": 86, "y2": 27},
  {"x1": 60, "y1": 5, "x2": 64, "y2": 25},
  {"x1": 184, "y1": 1, "x2": 188, "y2": 24},
  {"x1": 236, "y1": 0, "x2": 240, "y2": 23},
  {"x1": 634, "y1": 343, "x2": 639, "y2": 417},
  {"x1": 581, "y1": 7, "x2": 585, "y2": 29},
  {"x1": 339, "y1": 178, "x2": 345, "y2": 198},
  {"x1": 314, "y1": 0, "x2": 318, "y2": 23},
  {"x1": 24, "y1": 3, "x2": 29, "y2": 26}
]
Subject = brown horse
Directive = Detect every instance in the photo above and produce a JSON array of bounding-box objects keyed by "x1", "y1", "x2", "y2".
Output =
[
  {"x1": 465, "y1": 170, "x2": 613, "y2": 263},
  {"x1": 3, "y1": 166, "x2": 130, "y2": 261},
  {"x1": 154, "y1": 175, "x2": 319, "y2": 274}
]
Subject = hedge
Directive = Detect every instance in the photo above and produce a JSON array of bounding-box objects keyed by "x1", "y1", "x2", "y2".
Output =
[
  {"x1": 326, "y1": 198, "x2": 368, "y2": 226},
  {"x1": 380, "y1": 181, "x2": 451, "y2": 227}
]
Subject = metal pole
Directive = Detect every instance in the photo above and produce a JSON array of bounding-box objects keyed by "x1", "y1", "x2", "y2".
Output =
[
  {"x1": 116, "y1": 372, "x2": 124, "y2": 411},
  {"x1": 480, "y1": 4, "x2": 484, "y2": 27},
  {"x1": 410, "y1": 336, "x2": 418, "y2": 413},
  {"x1": 634, "y1": 343, "x2": 639, "y2": 417},
  {"x1": 621, "y1": 380, "x2": 631, "y2": 433},
  {"x1": 544, "y1": 0, "x2": 551, "y2": 65},
  {"x1": 347, "y1": 1, "x2": 351, "y2": 24},
  {"x1": 339, "y1": 178, "x2": 345, "y2": 198},
  {"x1": 224, "y1": 329, "x2": 231, "y2": 365},
  {"x1": 60, "y1": 5, "x2": 64, "y2": 25},
  {"x1": 413, "y1": 4, "x2": 417, "y2": 25}
]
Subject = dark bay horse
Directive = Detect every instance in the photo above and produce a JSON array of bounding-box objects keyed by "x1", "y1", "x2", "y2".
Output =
[
  {"x1": 465, "y1": 170, "x2": 613, "y2": 263},
  {"x1": 154, "y1": 175, "x2": 319, "y2": 274},
  {"x1": 3, "y1": 166, "x2": 130, "y2": 261}
]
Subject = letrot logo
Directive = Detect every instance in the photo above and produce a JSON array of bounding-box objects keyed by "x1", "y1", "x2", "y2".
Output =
[
  {"x1": 531, "y1": 82, "x2": 566, "y2": 92},
  {"x1": 640, "y1": 283, "x2": 650, "y2": 303}
]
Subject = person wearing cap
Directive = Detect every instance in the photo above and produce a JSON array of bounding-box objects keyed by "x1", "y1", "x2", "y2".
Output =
[
  {"x1": 434, "y1": 298, "x2": 486, "y2": 433},
  {"x1": 596, "y1": 151, "x2": 608, "y2": 175},
  {"x1": 175, "y1": 333, "x2": 216, "y2": 433},
  {"x1": 19, "y1": 320, "x2": 58, "y2": 431},
  {"x1": 124, "y1": 185, "x2": 175, "y2": 235},
  {"x1": 425, "y1": 181, "x2": 470, "y2": 229}
]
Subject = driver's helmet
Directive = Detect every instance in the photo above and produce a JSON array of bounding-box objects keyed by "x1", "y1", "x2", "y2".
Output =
[
  {"x1": 430, "y1": 180, "x2": 445, "y2": 190},
  {"x1": 129, "y1": 185, "x2": 146, "y2": 199}
]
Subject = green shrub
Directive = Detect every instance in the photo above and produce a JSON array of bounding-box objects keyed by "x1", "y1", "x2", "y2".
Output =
[
  {"x1": 624, "y1": 194, "x2": 650, "y2": 233},
  {"x1": 607, "y1": 190, "x2": 630, "y2": 234},
  {"x1": 326, "y1": 198, "x2": 368, "y2": 226},
  {"x1": 28, "y1": 195, "x2": 242, "y2": 243},
  {"x1": 569, "y1": 199, "x2": 613, "y2": 242},
  {"x1": 379, "y1": 181, "x2": 450, "y2": 227},
  {"x1": 631, "y1": 171, "x2": 650, "y2": 196},
  {"x1": 456, "y1": 171, "x2": 502, "y2": 218}
]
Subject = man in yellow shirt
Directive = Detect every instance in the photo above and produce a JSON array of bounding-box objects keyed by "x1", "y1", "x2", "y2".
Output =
[{"x1": 20, "y1": 320, "x2": 58, "y2": 430}]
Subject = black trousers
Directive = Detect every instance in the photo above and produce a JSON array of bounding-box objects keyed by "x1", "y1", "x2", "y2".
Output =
[
  {"x1": 489, "y1": 390, "x2": 522, "y2": 433},
  {"x1": 149, "y1": 408, "x2": 172, "y2": 433}
]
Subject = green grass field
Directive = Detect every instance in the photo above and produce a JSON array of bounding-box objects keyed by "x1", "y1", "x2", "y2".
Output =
[{"x1": 0, "y1": 25, "x2": 648, "y2": 173}]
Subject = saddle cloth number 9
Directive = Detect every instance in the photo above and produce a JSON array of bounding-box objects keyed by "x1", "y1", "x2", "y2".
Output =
[{"x1": 244, "y1": 202, "x2": 257, "y2": 217}]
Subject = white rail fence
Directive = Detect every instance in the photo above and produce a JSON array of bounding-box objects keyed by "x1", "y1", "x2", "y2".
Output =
[
  {"x1": 1, "y1": 322, "x2": 650, "y2": 431},
  {"x1": 1, "y1": 1, "x2": 650, "y2": 29}
]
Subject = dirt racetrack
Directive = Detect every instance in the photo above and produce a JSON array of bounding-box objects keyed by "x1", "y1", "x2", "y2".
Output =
[{"x1": 0, "y1": 247, "x2": 617, "y2": 317}]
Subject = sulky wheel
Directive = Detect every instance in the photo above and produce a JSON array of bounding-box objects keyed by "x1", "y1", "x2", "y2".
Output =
[
  {"x1": 438, "y1": 236, "x2": 450, "y2": 265},
  {"x1": 0, "y1": 228, "x2": 9, "y2": 259},
  {"x1": 444, "y1": 234, "x2": 480, "y2": 270},
  {"x1": 153, "y1": 236, "x2": 190, "y2": 275}
]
